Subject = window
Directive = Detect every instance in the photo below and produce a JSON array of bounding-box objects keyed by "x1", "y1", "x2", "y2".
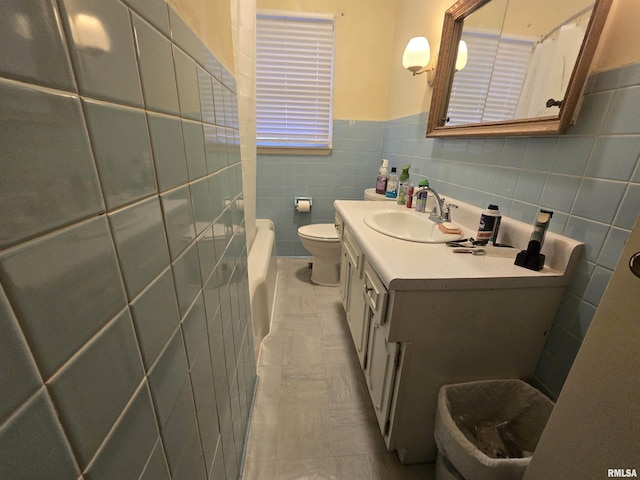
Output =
[
  {"x1": 256, "y1": 12, "x2": 334, "y2": 151},
  {"x1": 447, "y1": 30, "x2": 534, "y2": 126}
]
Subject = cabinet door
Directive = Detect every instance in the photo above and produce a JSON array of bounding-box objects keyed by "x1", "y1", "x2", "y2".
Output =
[
  {"x1": 365, "y1": 318, "x2": 399, "y2": 436},
  {"x1": 339, "y1": 246, "x2": 350, "y2": 309},
  {"x1": 348, "y1": 269, "x2": 368, "y2": 368}
]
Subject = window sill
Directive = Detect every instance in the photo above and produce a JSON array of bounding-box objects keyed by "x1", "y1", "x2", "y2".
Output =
[{"x1": 257, "y1": 147, "x2": 332, "y2": 156}]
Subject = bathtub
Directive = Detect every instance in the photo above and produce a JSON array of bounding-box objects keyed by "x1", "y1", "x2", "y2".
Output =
[{"x1": 247, "y1": 219, "x2": 278, "y2": 355}]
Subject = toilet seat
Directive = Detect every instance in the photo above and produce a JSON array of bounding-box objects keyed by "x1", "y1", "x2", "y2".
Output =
[{"x1": 297, "y1": 224, "x2": 339, "y2": 242}]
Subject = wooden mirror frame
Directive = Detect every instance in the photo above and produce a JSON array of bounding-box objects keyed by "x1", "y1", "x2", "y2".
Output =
[{"x1": 426, "y1": 0, "x2": 613, "y2": 138}]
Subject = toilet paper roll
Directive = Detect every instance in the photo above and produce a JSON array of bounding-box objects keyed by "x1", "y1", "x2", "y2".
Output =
[{"x1": 297, "y1": 200, "x2": 311, "y2": 212}]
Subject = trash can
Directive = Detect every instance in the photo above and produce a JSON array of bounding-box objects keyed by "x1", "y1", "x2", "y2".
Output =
[{"x1": 434, "y1": 379, "x2": 554, "y2": 480}]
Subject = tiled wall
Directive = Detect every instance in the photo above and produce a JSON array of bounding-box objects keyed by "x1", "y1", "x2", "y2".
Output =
[
  {"x1": 257, "y1": 120, "x2": 384, "y2": 256},
  {"x1": 257, "y1": 62, "x2": 640, "y2": 399},
  {"x1": 0, "y1": 1, "x2": 256, "y2": 480}
]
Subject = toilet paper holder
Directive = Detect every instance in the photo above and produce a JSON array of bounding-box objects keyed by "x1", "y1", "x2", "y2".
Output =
[{"x1": 294, "y1": 196, "x2": 312, "y2": 212}]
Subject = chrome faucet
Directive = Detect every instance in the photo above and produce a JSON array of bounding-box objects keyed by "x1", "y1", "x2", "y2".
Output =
[{"x1": 425, "y1": 187, "x2": 446, "y2": 223}]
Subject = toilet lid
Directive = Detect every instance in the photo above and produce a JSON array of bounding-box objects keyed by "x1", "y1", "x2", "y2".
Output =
[{"x1": 298, "y1": 223, "x2": 339, "y2": 241}]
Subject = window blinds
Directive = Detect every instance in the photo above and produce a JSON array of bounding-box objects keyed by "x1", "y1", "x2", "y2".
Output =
[
  {"x1": 256, "y1": 13, "x2": 334, "y2": 149},
  {"x1": 447, "y1": 31, "x2": 534, "y2": 126}
]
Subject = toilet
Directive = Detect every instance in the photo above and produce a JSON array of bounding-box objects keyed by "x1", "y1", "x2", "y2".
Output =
[
  {"x1": 297, "y1": 223, "x2": 341, "y2": 286},
  {"x1": 297, "y1": 189, "x2": 392, "y2": 286}
]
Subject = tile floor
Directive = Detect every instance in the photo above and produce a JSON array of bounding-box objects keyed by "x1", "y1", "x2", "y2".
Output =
[{"x1": 241, "y1": 258, "x2": 435, "y2": 479}]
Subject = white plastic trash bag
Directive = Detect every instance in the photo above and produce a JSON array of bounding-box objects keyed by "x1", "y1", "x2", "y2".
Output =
[{"x1": 435, "y1": 379, "x2": 554, "y2": 480}]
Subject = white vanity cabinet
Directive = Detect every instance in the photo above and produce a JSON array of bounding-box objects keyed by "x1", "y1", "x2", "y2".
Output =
[
  {"x1": 361, "y1": 260, "x2": 397, "y2": 435},
  {"x1": 340, "y1": 226, "x2": 369, "y2": 367},
  {"x1": 337, "y1": 216, "x2": 400, "y2": 444},
  {"x1": 334, "y1": 201, "x2": 584, "y2": 465}
]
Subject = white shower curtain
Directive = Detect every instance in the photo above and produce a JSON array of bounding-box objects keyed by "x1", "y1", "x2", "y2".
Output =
[{"x1": 515, "y1": 23, "x2": 586, "y2": 118}]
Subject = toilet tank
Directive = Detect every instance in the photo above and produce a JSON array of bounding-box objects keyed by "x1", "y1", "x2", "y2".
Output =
[{"x1": 364, "y1": 188, "x2": 396, "y2": 201}]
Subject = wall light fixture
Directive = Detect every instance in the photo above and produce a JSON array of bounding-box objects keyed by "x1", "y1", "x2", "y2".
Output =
[{"x1": 402, "y1": 37, "x2": 468, "y2": 86}]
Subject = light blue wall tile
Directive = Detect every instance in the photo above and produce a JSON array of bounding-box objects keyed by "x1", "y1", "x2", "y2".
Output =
[
  {"x1": 586, "y1": 135, "x2": 640, "y2": 181},
  {"x1": 139, "y1": 440, "x2": 171, "y2": 480},
  {"x1": 572, "y1": 178, "x2": 627, "y2": 224},
  {"x1": 567, "y1": 91, "x2": 612, "y2": 136},
  {"x1": 190, "y1": 177, "x2": 214, "y2": 232},
  {"x1": 523, "y1": 137, "x2": 557, "y2": 172},
  {"x1": 602, "y1": 86, "x2": 640, "y2": 135},
  {"x1": 85, "y1": 382, "x2": 160, "y2": 480},
  {"x1": 564, "y1": 216, "x2": 609, "y2": 263},
  {"x1": 613, "y1": 183, "x2": 640, "y2": 230},
  {"x1": 168, "y1": 7, "x2": 205, "y2": 66},
  {"x1": 160, "y1": 185, "x2": 196, "y2": 260},
  {"x1": 0, "y1": 0, "x2": 76, "y2": 90},
  {"x1": 212, "y1": 78, "x2": 226, "y2": 126},
  {"x1": 171, "y1": 242, "x2": 202, "y2": 317},
  {"x1": 0, "y1": 217, "x2": 127, "y2": 379},
  {"x1": 83, "y1": 99, "x2": 157, "y2": 210},
  {"x1": 554, "y1": 292, "x2": 580, "y2": 329},
  {"x1": 493, "y1": 168, "x2": 519, "y2": 198},
  {"x1": 148, "y1": 112, "x2": 188, "y2": 191},
  {"x1": 148, "y1": 328, "x2": 189, "y2": 427},
  {"x1": 48, "y1": 309, "x2": 143, "y2": 468},
  {"x1": 550, "y1": 136, "x2": 595, "y2": 175},
  {"x1": 598, "y1": 227, "x2": 630, "y2": 270},
  {"x1": 570, "y1": 301, "x2": 597, "y2": 341},
  {"x1": 180, "y1": 293, "x2": 207, "y2": 367},
  {"x1": 197, "y1": 226, "x2": 218, "y2": 285},
  {"x1": 210, "y1": 169, "x2": 231, "y2": 221},
  {"x1": 189, "y1": 348, "x2": 220, "y2": 472},
  {"x1": 173, "y1": 46, "x2": 202, "y2": 121},
  {"x1": 0, "y1": 285, "x2": 42, "y2": 423},
  {"x1": 540, "y1": 174, "x2": 581, "y2": 213},
  {"x1": 568, "y1": 258, "x2": 595, "y2": 298},
  {"x1": 582, "y1": 265, "x2": 613, "y2": 307},
  {"x1": 1, "y1": 2, "x2": 250, "y2": 478},
  {"x1": 160, "y1": 378, "x2": 198, "y2": 474},
  {"x1": 197, "y1": 67, "x2": 215, "y2": 124},
  {"x1": 172, "y1": 425, "x2": 207, "y2": 480},
  {"x1": 133, "y1": 14, "x2": 180, "y2": 114},
  {"x1": 121, "y1": 0, "x2": 170, "y2": 36},
  {"x1": 507, "y1": 201, "x2": 538, "y2": 224},
  {"x1": 130, "y1": 268, "x2": 181, "y2": 369},
  {"x1": 501, "y1": 138, "x2": 528, "y2": 168},
  {"x1": 182, "y1": 120, "x2": 208, "y2": 181},
  {"x1": 514, "y1": 170, "x2": 547, "y2": 204},
  {"x1": 59, "y1": 0, "x2": 143, "y2": 106},
  {"x1": 0, "y1": 390, "x2": 80, "y2": 480},
  {"x1": 109, "y1": 196, "x2": 170, "y2": 300},
  {"x1": 0, "y1": 80, "x2": 104, "y2": 249}
]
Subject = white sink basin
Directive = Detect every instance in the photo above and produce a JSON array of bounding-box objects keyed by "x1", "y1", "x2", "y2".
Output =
[{"x1": 364, "y1": 210, "x2": 464, "y2": 243}]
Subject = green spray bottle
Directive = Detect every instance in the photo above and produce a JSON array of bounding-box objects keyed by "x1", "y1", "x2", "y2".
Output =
[{"x1": 396, "y1": 165, "x2": 411, "y2": 205}]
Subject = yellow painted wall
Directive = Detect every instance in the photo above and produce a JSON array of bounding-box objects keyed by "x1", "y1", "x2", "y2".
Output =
[
  {"x1": 385, "y1": 0, "x2": 452, "y2": 120},
  {"x1": 592, "y1": 0, "x2": 640, "y2": 72},
  {"x1": 171, "y1": 0, "x2": 638, "y2": 121},
  {"x1": 256, "y1": 0, "x2": 397, "y2": 120},
  {"x1": 167, "y1": 0, "x2": 235, "y2": 73},
  {"x1": 387, "y1": 0, "x2": 640, "y2": 120}
]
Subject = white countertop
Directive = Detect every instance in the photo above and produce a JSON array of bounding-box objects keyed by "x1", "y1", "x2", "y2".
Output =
[{"x1": 334, "y1": 199, "x2": 584, "y2": 291}]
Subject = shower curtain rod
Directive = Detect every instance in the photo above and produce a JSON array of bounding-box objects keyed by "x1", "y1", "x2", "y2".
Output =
[{"x1": 540, "y1": 3, "x2": 595, "y2": 42}]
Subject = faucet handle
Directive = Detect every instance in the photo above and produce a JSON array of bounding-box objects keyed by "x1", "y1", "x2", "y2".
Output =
[{"x1": 444, "y1": 203, "x2": 458, "y2": 221}]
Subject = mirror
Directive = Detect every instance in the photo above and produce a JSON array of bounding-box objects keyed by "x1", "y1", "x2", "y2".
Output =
[{"x1": 427, "y1": 0, "x2": 612, "y2": 137}]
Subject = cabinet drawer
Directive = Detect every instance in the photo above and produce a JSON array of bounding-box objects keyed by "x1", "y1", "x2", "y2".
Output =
[
  {"x1": 343, "y1": 228, "x2": 363, "y2": 276},
  {"x1": 363, "y1": 260, "x2": 387, "y2": 320}
]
